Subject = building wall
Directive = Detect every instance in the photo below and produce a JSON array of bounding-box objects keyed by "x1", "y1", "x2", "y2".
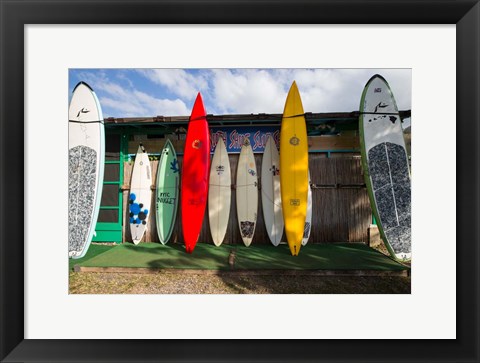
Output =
[{"x1": 122, "y1": 150, "x2": 373, "y2": 245}]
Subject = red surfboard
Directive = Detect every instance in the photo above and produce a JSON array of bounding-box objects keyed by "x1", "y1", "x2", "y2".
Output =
[{"x1": 181, "y1": 93, "x2": 210, "y2": 253}]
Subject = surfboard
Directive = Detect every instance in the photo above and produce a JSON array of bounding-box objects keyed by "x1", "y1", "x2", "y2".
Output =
[
  {"x1": 280, "y1": 81, "x2": 309, "y2": 256},
  {"x1": 359, "y1": 74, "x2": 411, "y2": 261},
  {"x1": 129, "y1": 144, "x2": 152, "y2": 244},
  {"x1": 302, "y1": 171, "x2": 313, "y2": 246},
  {"x1": 155, "y1": 139, "x2": 179, "y2": 244},
  {"x1": 236, "y1": 138, "x2": 258, "y2": 246},
  {"x1": 68, "y1": 81, "x2": 105, "y2": 259},
  {"x1": 261, "y1": 135, "x2": 283, "y2": 246},
  {"x1": 208, "y1": 138, "x2": 231, "y2": 246},
  {"x1": 181, "y1": 92, "x2": 210, "y2": 253}
]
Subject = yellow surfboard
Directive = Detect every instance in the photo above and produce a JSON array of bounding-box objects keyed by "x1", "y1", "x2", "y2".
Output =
[{"x1": 280, "y1": 81, "x2": 309, "y2": 256}]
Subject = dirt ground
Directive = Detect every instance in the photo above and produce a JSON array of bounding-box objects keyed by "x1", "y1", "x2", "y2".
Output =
[{"x1": 69, "y1": 271, "x2": 410, "y2": 294}]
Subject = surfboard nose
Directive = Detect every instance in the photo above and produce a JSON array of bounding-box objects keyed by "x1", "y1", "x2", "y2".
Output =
[
  {"x1": 191, "y1": 92, "x2": 206, "y2": 118},
  {"x1": 288, "y1": 80, "x2": 300, "y2": 97}
]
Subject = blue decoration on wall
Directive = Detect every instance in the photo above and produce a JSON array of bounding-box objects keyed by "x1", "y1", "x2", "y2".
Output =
[{"x1": 210, "y1": 125, "x2": 280, "y2": 153}]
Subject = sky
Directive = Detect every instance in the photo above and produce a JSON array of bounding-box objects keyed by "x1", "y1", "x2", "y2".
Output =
[{"x1": 69, "y1": 68, "x2": 412, "y2": 123}]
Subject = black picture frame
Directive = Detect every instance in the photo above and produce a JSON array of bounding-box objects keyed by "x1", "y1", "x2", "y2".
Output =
[{"x1": 1, "y1": 1, "x2": 478, "y2": 362}]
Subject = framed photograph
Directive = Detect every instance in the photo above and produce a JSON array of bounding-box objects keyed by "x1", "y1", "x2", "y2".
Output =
[{"x1": 1, "y1": 0, "x2": 478, "y2": 362}]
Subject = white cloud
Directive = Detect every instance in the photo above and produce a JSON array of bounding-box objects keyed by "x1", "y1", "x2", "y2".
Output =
[
  {"x1": 116, "y1": 70, "x2": 135, "y2": 88},
  {"x1": 99, "y1": 97, "x2": 145, "y2": 116},
  {"x1": 133, "y1": 90, "x2": 190, "y2": 116},
  {"x1": 73, "y1": 68, "x2": 412, "y2": 119},
  {"x1": 74, "y1": 70, "x2": 189, "y2": 117},
  {"x1": 210, "y1": 69, "x2": 286, "y2": 114},
  {"x1": 206, "y1": 68, "x2": 411, "y2": 115},
  {"x1": 137, "y1": 69, "x2": 208, "y2": 101},
  {"x1": 278, "y1": 68, "x2": 411, "y2": 113}
]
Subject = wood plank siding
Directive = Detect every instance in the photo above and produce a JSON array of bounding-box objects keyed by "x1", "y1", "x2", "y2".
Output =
[{"x1": 121, "y1": 136, "x2": 373, "y2": 245}]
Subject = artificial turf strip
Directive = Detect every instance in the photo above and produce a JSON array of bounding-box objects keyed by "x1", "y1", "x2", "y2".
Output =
[
  {"x1": 80, "y1": 242, "x2": 232, "y2": 269},
  {"x1": 69, "y1": 244, "x2": 115, "y2": 271},
  {"x1": 234, "y1": 243, "x2": 407, "y2": 270},
  {"x1": 78, "y1": 242, "x2": 408, "y2": 271}
]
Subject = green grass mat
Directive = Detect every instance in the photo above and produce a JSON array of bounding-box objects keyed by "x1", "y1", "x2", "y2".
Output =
[
  {"x1": 234, "y1": 243, "x2": 406, "y2": 270},
  {"x1": 77, "y1": 242, "x2": 408, "y2": 271},
  {"x1": 69, "y1": 244, "x2": 115, "y2": 270}
]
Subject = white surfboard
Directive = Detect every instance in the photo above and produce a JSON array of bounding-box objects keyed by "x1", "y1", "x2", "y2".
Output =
[
  {"x1": 261, "y1": 136, "x2": 283, "y2": 246},
  {"x1": 129, "y1": 144, "x2": 152, "y2": 244},
  {"x1": 68, "y1": 82, "x2": 105, "y2": 259},
  {"x1": 302, "y1": 171, "x2": 313, "y2": 246},
  {"x1": 359, "y1": 74, "x2": 411, "y2": 261},
  {"x1": 236, "y1": 138, "x2": 258, "y2": 246},
  {"x1": 208, "y1": 138, "x2": 231, "y2": 246}
]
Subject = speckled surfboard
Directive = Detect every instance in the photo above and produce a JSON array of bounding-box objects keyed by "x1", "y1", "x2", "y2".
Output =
[
  {"x1": 68, "y1": 82, "x2": 105, "y2": 259},
  {"x1": 129, "y1": 144, "x2": 152, "y2": 244},
  {"x1": 359, "y1": 74, "x2": 411, "y2": 261}
]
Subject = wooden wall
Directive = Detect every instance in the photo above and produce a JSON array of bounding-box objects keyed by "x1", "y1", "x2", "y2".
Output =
[
  {"x1": 122, "y1": 152, "x2": 373, "y2": 245},
  {"x1": 125, "y1": 134, "x2": 361, "y2": 155},
  {"x1": 309, "y1": 156, "x2": 372, "y2": 243}
]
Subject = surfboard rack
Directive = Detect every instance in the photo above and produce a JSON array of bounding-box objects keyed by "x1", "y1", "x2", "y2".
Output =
[
  {"x1": 311, "y1": 184, "x2": 335, "y2": 189},
  {"x1": 311, "y1": 183, "x2": 366, "y2": 189},
  {"x1": 231, "y1": 183, "x2": 260, "y2": 190}
]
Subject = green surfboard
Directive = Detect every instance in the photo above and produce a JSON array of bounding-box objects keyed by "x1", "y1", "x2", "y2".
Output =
[{"x1": 156, "y1": 139, "x2": 180, "y2": 244}]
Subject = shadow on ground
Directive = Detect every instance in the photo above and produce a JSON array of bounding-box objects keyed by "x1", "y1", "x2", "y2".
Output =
[{"x1": 70, "y1": 242, "x2": 410, "y2": 294}]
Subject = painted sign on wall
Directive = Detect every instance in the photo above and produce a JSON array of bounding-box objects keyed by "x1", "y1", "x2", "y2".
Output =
[{"x1": 210, "y1": 126, "x2": 280, "y2": 153}]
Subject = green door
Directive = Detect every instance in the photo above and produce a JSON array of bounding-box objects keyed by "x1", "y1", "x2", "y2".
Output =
[{"x1": 93, "y1": 133, "x2": 125, "y2": 242}]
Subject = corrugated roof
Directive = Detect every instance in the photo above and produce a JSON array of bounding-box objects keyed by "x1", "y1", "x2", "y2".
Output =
[
  {"x1": 104, "y1": 110, "x2": 411, "y2": 125},
  {"x1": 104, "y1": 110, "x2": 411, "y2": 136}
]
